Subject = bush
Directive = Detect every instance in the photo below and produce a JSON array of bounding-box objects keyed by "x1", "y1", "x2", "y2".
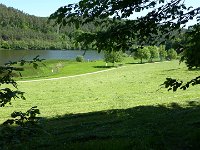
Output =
[
  {"x1": 104, "y1": 51, "x2": 124, "y2": 65},
  {"x1": 167, "y1": 48, "x2": 177, "y2": 60},
  {"x1": 0, "y1": 41, "x2": 10, "y2": 49},
  {"x1": 76, "y1": 55, "x2": 84, "y2": 62}
]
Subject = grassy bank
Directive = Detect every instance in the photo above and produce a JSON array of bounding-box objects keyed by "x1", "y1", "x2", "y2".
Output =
[
  {"x1": 0, "y1": 60, "x2": 200, "y2": 149},
  {"x1": 13, "y1": 60, "x2": 107, "y2": 80},
  {"x1": 13, "y1": 59, "x2": 132, "y2": 80},
  {"x1": 12, "y1": 57, "x2": 160, "y2": 80}
]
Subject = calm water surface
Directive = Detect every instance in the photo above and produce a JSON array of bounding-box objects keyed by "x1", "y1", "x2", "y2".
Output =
[{"x1": 0, "y1": 50, "x2": 104, "y2": 65}]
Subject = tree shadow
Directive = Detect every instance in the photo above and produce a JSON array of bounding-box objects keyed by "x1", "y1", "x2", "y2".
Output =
[
  {"x1": 163, "y1": 68, "x2": 181, "y2": 72},
  {"x1": 2, "y1": 101, "x2": 200, "y2": 150},
  {"x1": 188, "y1": 68, "x2": 200, "y2": 71},
  {"x1": 125, "y1": 62, "x2": 140, "y2": 65},
  {"x1": 126, "y1": 61, "x2": 161, "y2": 65},
  {"x1": 93, "y1": 66, "x2": 115, "y2": 68}
]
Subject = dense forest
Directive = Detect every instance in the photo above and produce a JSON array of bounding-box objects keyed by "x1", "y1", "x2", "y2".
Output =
[
  {"x1": 0, "y1": 3, "x2": 185, "y2": 51},
  {"x1": 0, "y1": 4, "x2": 97, "y2": 50}
]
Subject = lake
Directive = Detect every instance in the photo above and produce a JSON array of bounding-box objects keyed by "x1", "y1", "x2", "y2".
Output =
[{"x1": 0, "y1": 50, "x2": 104, "y2": 65}]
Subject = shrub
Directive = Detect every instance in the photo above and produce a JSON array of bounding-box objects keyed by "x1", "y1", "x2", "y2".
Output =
[
  {"x1": 104, "y1": 51, "x2": 124, "y2": 65},
  {"x1": 167, "y1": 48, "x2": 177, "y2": 60},
  {"x1": 0, "y1": 41, "x2": 10, "y2": 49},
  {"x1": 76, "y1": 55, "x2": 84, "y2": 62}
]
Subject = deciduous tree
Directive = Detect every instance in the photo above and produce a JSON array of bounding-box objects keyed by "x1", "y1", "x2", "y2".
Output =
[
  {"x1": 148, "y1": 46, "x2": 159, "y2": 62},
  {"x1": 104, "y1": 51, "x2": 123, "y2": 66},
  {"x1": 50, "y1": 0, "x2": 200, "y2": 52},
  {"x1": 135, "y1": 47, "x2": 151, "y2": 63}
]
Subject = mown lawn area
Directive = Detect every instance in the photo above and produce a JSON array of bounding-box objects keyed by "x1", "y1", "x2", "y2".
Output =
[
  {"x1": 1, "y1": 60, "x2": 200, "y2": 149},
  {"x1": 13, "y1": 59, "x2": 127, "y2": 80}
]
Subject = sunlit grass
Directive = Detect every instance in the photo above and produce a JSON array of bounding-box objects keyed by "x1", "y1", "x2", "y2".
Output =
[
  {"x1": 1, "y1": 60, "x2": 199, "y2": 122},
  {"x1": 13, "y1": 60, "x2": 110, "y2": 80},
  {"x1": 13, "y1": 57, "x2": 142, "y2": 80},
  {"x1": 1, "y1": 60, "x2": 200, "y2": 149}
]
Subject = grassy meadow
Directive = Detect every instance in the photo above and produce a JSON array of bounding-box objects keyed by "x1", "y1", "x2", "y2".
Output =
[
  {"x1": 13, "y1": 59, "x2": 127, "y2": 80},
  {"x1": 1, "y1": 60, "x2": 200, "y2": 149}
]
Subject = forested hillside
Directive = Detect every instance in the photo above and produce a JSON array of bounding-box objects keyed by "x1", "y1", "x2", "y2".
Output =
[
  {"x1": 0, "y1": 4, "x2": 95, "y2": 50},
  {"x1": 0, "y1": 4, "x2": 184, "y2": 51}
]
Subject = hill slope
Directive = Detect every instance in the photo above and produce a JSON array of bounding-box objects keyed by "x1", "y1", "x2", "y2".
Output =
[{"x1": 0, "y1": 4, "x2": 94, "y2": 50}]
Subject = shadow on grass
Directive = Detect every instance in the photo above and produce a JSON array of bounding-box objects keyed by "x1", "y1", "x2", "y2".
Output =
[
  {"x1": 93, "y1": 66, "x2": 115, "y2": 68},
  {"x1": 126, "y1": 61, "x2": 159, "y2": 65},
  {"x1": 188, "y1": 68, "x2": 200, "y2": 71},
  {"x1": 2, "y1": 100, "x2": 200, "y2": 150},
  {"x1": 163, "y1": 68, "x2": 181, "y2": 72},
  {"x1": 125, "y1": 62, "x2": 140, "y2": 65}
]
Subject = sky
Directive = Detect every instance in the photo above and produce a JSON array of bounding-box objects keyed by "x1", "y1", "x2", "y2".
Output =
[
  {"x1": 0, "y1": 0, "x2": 199, "y2": 26},
  {"x1": 0, "y1": 0, "x2": 80, "y2": 17}
]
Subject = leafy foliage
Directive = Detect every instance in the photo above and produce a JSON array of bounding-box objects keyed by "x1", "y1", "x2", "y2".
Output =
[
  {"x1": 167, "y1": 48, "x2": 177, "y2": 60},
  {"x1": 50, "y1": 0, "x2": 200, "y2": 52},
  {"x1": 0, "y1": 57, "x2": 44, "y2": 146},
  {"x1": 134, "y1": 47, "x2": 151, "y2": 63},
  {"x1": 76, "y1": 55, "x2": 84, "y2": 62},
  {"x1": 148, "y1": 46, "x2": 159, "y2": 62},
  {"x1": 3, "y1": 106, "x2": 41, "y2": 126},
  {"x1": 0, "y1": 106, "x2": 42, "y2": 146},
  {"x1": 162, "y1": 23, "x2": 200, "y2": 90},
  {"x1": 181, "y1": 23, "x2": 200, "y2": 69},
  {"x1": 0, "y1": 66, "x2": 24, "y2": 107},
  {"x1": 104, "y1": 51, "x2": 124, "y2": 65},
  {"x1": 0, "y1": 56, "x2": 44, "y2": 106},
  {"x1": 162, "y1": 76, "x2": 200, "y2": 91}
]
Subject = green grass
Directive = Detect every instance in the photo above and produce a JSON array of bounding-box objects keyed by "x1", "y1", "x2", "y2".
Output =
[
  {"x1": 12, "y1": 60, "x2": 113, "y2": 80},
  {"x1": 12, "y1": 57, "x2": 141, "y2": 80},
  {"x1": 0, "y1": 60, "x2": 200, "y2": 149}
]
